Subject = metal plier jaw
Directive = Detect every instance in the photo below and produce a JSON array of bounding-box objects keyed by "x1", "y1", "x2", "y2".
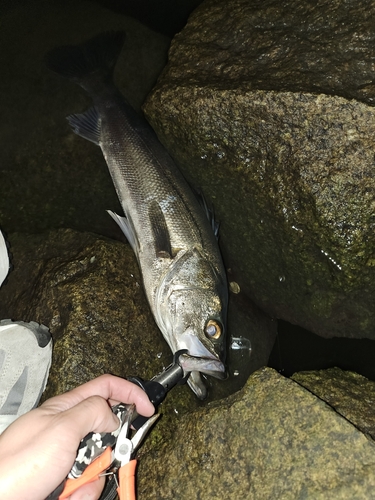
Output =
[{"x1": 112, "y1": 404, "x2": 159, "y2": 499}]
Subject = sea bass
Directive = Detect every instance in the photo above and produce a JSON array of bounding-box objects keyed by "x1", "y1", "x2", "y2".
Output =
[{"x1": 46, "y1": 32, "x2": 228, "y2": 399}]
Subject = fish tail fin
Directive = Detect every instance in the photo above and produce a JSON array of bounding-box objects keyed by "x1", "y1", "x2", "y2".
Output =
[{"x1": 45, "y1": 31, "x2": 126, "y2": 94}]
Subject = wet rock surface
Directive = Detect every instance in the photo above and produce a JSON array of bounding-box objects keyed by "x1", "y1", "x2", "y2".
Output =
[
  {"x1": 144, "y1": 0, "x2": 375, "y2": 339},
  {"x1": 151, "y1": 0, "x2": 375, "y2": 104},
  {"x1": 292, "y1": 367, "x2": 375, "y2": 440},
  {"x1": 138, "y1": 367, "x2": 375, "y2": 500}
]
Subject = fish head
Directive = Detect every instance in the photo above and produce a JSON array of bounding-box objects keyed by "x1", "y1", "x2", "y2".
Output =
[
  {"x1": 167, "y1": 286, "x2": 227, "y2": 399},
  {"x1": 156, "y1": 249, "x2": 228, "y2": 399}
]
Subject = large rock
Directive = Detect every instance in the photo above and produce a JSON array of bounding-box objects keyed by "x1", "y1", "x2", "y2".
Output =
[
  {"x1": 292, "y1": 368, "x2": 375, "y2": 440},
  {"x1": 143, "y1": 0, "x2": 375, "y2": 339},
  {"x1": 138, "y1": 367, "x2": 375, "y2": 499}
]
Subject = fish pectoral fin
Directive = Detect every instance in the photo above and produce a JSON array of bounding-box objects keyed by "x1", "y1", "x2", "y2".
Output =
[
  {"x1": 148, "y1": 201, "x2": 172, "y2": 259},
  {"x1": 107, "y1": 210, "x2": 138, "y2": 254},
  {"x1": 67, "y1": 107, "x2": 101, "y2": 146}
]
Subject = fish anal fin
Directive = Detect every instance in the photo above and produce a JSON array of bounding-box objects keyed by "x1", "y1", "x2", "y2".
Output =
[{"x1": 148, "y1": 201, "x2": 172, "y2": 259}]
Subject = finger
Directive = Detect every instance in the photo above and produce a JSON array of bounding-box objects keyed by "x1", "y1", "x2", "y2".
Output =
[
  {"x1": 42, "y1": 375, "x2": 154, "y2": 417},
  {"x1": 56, "y1": 396, "x2": 121, "y2": 438},
  {"x1": 70, "y1": 476, "x2": 105, "y2": 500}
]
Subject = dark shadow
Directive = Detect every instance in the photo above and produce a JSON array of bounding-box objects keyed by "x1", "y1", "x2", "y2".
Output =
[
  {"x1": 91, "y1": 0, "x2": 203, "y2": 36},
  {"x1": 269, "y1": 320, "x2": 375, "y2": 380}
]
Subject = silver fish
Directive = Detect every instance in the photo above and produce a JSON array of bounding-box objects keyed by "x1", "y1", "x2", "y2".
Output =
[{"x1": 46, "y1": 32, "x2": 228, "y2": 399}]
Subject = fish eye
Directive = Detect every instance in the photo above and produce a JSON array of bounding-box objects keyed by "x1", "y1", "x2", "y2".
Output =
[{"x1": 204, "y1": 319, "x2": 222, "y2": 340}]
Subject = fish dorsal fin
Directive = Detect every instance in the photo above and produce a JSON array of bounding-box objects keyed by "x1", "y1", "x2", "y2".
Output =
[
  {"x1": 148, "y1": 201, "x2": 172, "y2": 259},
  {"x1": 67, "y1": 107, "x2": 101, "y2": 145},
  {"x1": 107, "y1": 210, "x2": 138, "y2": 255}
]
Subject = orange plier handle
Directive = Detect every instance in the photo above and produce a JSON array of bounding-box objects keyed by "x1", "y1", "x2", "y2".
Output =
[
  {"x1": 117, "y1": 459, "x2": 137, "y2": 500},
  {"x1": 59, "y1": 446, "x2": 113, "y2": 499}
]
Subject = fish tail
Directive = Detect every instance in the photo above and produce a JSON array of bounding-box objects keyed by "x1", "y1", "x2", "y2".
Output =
[{"x1": 45, "y1": 31, "x2": 126, "y2": 95}]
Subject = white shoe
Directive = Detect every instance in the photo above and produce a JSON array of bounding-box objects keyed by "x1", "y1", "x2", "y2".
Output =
[
  {"x1": 0, "y1": 230, "x2": 10, "y2": 287},
  {"x1": 0, "y1": 320, "x2": 52, "y2": 434},
  {"x1": 0, "y1": 230, "x2": 53, "y2": 434}
]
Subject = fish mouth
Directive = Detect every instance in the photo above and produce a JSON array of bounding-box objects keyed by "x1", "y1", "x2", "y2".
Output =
[
  {"x1": 179, "y1": 352, "x2": 226, "y2": 379},
  {"x1": 175, "y1": 330, "x2": 225, "y2": 378},
  {"x1": 178, "y1": 349, "x2": 226, "y2": 400}
]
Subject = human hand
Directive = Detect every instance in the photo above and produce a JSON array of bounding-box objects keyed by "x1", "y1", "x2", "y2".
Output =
[{"x1": 0, "y1": 374, "x2": 154, "y2": 500}]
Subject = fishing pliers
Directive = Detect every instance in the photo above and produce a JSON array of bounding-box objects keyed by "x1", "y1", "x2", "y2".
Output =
[{"x1": 57, "y1": 405, "x2": 159, "y2": 500}]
